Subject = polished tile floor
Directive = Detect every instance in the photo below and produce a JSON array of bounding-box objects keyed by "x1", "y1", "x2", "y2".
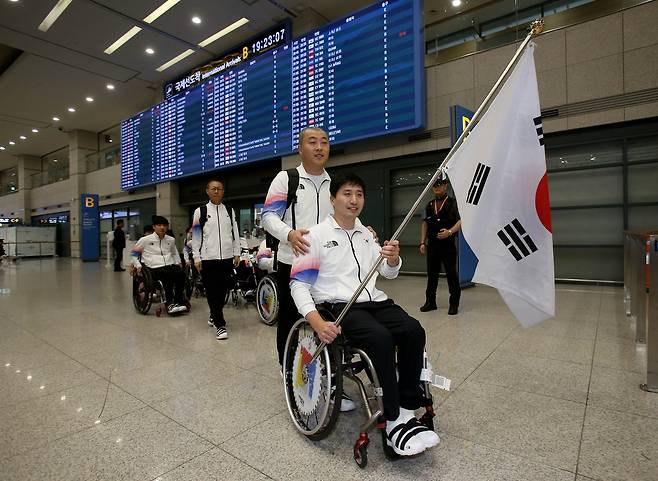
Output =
[{"x1": 0, "y1": 258, "x2": 656, "y2": 481}]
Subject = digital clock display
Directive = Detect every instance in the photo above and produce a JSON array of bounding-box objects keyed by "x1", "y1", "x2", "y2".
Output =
[
  {"x1": 251, "y1": 28, "x2": 287, "y2": 55},
  {"x1": 123, "y1": 0, "x2": 424, "y2": 190}
]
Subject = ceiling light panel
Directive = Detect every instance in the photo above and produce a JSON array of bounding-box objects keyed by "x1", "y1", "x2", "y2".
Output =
[
  {"x1": 143, "y1": 0, "x2": 181, "y2": 24},
  {"x1": 156, "y1": 49, "x2": 195, "y2": 72},
  {"x1": 198, "y1": 18, "x2": 249, "y2": 48},
  {"x1": 38, "y1": 0, "x2": 73, "y2": 32},
  {"x1": 104, "y1": 0, "x2": 181, "y2": 55}
]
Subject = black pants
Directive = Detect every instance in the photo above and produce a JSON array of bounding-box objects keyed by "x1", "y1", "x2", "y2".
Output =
[
  {"x1": 151, "y1": 265, "x2": 185, "y2": 306},
  {"x1": 276, "y1": 261, "x2": 302, "y2": 365},
  {"x1": 113, "y1": 246, "x2": 124, "y2": 270},
  {"x1": 326, "y1": 300, "x2": 426, "y2": 421},
  {"x1": 426, "y1": 241, "x2": 461, "y2": 307},
  {"x1": 201, "y1": 259, "x2": 234, "y2": 328}
]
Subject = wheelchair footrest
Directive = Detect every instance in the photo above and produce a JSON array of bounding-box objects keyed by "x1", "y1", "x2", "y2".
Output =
[{"x1": 421, "y1": 368, "x2": 452, "y2": 391}]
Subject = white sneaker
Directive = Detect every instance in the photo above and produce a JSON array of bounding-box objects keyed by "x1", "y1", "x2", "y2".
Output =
[
  {"x1": 340, "y1": 392, "x2": 356, "y2": 412},
  {"x1": 385, "y1": 418, "x2": 427, "y2": 456},
  {"x1": 169, "y1": 304, "x2": 187, "y2": 314},
  {"x1": 410, "y1": 418, "x2": 440, "y2": 449},
  {"x1": 216, "y1": 326, "x2": 228, "y2": 340}
]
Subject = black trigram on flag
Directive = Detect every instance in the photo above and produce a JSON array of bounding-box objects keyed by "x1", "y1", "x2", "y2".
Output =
[
  {"x1": 533, "y1": 116, "x2": 544, "y2": 146},
  {"x1": 497, "y1": 218, "x2": 538, "y2": 261},
  {"x1": 466, "y1": 163, "x2": 491, "y2": 205}
]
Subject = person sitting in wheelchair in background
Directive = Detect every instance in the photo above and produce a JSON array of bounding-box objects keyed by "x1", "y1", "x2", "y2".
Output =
[
  {"x1": 130, "y1": 215, "x2": 188, "y2": 315},
  {"x1": 290, "y1": 173, "x2": 440, "y2": 457}
]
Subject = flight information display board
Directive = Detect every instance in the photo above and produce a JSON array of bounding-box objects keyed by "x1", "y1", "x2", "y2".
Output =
[{"x1": 121, "y1": 0, "x2": 424, "y2": 190}]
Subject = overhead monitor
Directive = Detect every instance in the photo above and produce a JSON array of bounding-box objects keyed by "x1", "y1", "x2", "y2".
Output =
[{"x1": 121, "y1": 0, "x2": 424, "y2": 190}]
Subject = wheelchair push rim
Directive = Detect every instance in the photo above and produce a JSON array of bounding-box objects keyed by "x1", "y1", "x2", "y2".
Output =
[
  {"x1": 132, "y1": 272, "x2": 152, "y2": 314},
  {"x1": 256, "y1": 275, "x2": 278, "y2": 325},
  {"x1": 283, "y1": 318, "x2": 342, "y2": 440}
]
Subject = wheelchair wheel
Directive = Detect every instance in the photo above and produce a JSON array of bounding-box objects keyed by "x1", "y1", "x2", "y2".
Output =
[
  {"x1": 184, "y1": 268, "x2": 194, "y2": 300},
  {"x1": 283, "y1": 318, "x2": 343, "y2": 440},
  {"x1": 256, "y1": 275, "x2": 278, "y2": 326},
  {"x1": 132, "y1": 270, "x2": 152, "y2": 315}
]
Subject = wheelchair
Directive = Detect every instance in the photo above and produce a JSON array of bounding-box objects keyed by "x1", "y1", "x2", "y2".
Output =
[
  {"x1": 224, "y1": 252, "x2": 258, "y2": 307},
  {"x1": 256, "y1": 274, "x2": 279, "y2": 326},
  {"x1": 282, "y1": 307, "x2": 444, "y2": 468},
  {"x1": 184, "y1": 262, "x2": 205, "y2": 299},
  {"x1": 132, "y1": 265, "x2": 190, "y2": 317},
  {"x1": 255, "y1": 247, "x2": 279, "y2": 326}
]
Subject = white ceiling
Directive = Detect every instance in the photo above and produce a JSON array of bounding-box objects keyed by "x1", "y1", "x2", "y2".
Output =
[{"x1": 0, "y1": 0, "x2": 535, "y2": 171}]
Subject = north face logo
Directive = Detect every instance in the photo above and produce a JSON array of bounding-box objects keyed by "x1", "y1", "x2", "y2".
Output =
[
  {"x1": 298, "y1": 184, "x2": 305, "y2": 190},
  {"x1": 323, "y1": 240, "x2": 338, "y2": 248}
]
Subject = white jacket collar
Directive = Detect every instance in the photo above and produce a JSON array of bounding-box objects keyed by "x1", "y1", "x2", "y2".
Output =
[
  {"x1": 298, "y1": 163, "x2": 330, "y2": 181},
  {"x1": 328, "y1": 215, "x2": 365, "y2": 233}
]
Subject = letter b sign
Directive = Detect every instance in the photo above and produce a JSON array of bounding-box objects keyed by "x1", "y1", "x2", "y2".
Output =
[{"x1": 85, "y1": 197, "x2": 95, "y2": 208}]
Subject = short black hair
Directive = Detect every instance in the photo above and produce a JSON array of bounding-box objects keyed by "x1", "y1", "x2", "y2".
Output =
[
  {"x1": 116, "y1": 219, "x2": 124, "y2": 226},
  {"x1": 206, "y1": 178, "x2": 225, "y2": 189},
  {"x1": 330, "y1": 173, "x2": 366, "y2": 198}
]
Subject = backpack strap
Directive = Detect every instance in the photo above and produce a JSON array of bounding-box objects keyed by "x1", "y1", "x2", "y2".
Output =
[
  {"x1": 224, "y1": 204, "x2": 235, "y2": 241},
  {"x1": 199, "y1": 205, "x2": 207, "y2": 253},
  {"x1": 285, "y1": 168, "x2": 300, "y2": 230}
]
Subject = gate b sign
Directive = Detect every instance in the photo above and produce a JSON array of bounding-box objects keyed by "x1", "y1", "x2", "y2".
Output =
[{"x1": 80, "y1": 194, "x2": 99, "y2": 261}]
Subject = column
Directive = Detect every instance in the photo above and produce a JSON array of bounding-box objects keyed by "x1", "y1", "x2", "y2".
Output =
[
  {"x1": 15, "y1": 155, "x2": 41, "y2": 224},
  {"x1": 68, "y1": 130, "x2": 96, "y2": 258},
  {"x1": 156, "y1": 181, "x2": 187, "y2": 249}
]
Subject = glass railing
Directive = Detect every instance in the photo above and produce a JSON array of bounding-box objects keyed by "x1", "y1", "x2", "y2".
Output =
[
  {"x1": 30, "y1": 169, "x2": 69, "y2": 188},
  {"x1": 86, "y1": 147, "x2": 121, "y2": 173}
]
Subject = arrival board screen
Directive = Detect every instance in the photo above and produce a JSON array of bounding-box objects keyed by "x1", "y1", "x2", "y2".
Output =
[{"x1": 121, "y1": 0, "x2": 424, "y2": 189}]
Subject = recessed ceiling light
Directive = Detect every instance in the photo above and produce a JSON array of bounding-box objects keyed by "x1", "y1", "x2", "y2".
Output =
[
  {"x1": 145, "y1": 47, "x2": 155, "y2": 55},
  {"x1": 38, "y1": 0, "x2": 73, "y2": 32},
  {"x1": 192, "y1": 16, "x2": 201, "y2": 24},
  {"x1": 9, "y1": 141, "x2": 15, "y2": 145},
  {"x1": 68, "y1": 107, "x2": 76, "y2": 112},
  {"x1": 0, "y1": 147, "x2": 5, "y2": 151},
  {"x1": 106, "y1": 84, "x2": 115, "y2": 90},
  {"x1": 32, "y1": 128, "x2": 39, "y2": 133},
  {"x1": 19, "y1": 135, "x2": 26, "y2": 140},
  {"x1": 452, "y1": 0, "x2": 462, "y2": 6},
  {"x1": 52, "y1": 116, "x2": 60, "y2": 121},
  {"x1": 9, "y1": 0, "x2": 20, "y2": 3},
  {"x1": 53, "y1": 159, "x2": 58, "y2": 163},
  {"x1": 85, "y1": 96, "x2": 94, "y2": 102},
  {"x1": 198, "y1": 18, "x2": 249, "y2": 48}
]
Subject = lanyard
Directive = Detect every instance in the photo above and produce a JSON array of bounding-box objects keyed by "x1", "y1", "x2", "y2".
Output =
[{"x1": 433, "y1": 197, "x2": 448, "y2": 216}]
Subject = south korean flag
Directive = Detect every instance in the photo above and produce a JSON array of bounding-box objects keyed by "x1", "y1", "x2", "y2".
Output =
[{"x1": 445, "y1": 43, "x2": 554, "y2": 327}]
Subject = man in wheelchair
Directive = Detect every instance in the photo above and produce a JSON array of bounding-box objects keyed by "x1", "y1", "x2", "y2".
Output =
[
  {"x1": 130, "y1": 216, "x2": 188, "y2": 315},
  {"x1": 290, "y1": 174, "x2": 440, "y2": 457}
]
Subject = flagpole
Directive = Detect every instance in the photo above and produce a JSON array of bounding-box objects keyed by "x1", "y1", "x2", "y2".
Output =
[{"x1": 308, "y1": 20, "x2": 545, "y2": 363}]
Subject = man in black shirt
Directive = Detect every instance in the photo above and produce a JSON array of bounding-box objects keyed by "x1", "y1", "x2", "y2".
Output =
[
  {"x1": 112, "y1": 219, "x2": 126, "y2": 272},
  {"x1": 419, "y1": 178, "x2": 461, "y2": 315}
]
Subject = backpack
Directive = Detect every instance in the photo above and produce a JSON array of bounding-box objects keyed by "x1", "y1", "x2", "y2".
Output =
[
  {"x1": 265, "y1": 168, "x2": 300, "y2": 251},
  {"x1": 199, "y1": 203, "x2": 235, "y2": 252}
]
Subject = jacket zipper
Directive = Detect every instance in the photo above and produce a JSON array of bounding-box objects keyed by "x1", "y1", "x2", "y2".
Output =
[
  {"x1": 301, "y1": 176, "x2": 330, "y2": 225},
  {"x1": 345, "y1": 230, "x2": 372, "y2": 301},
  {"x1": 216, "y1": 204, "x2": 222, "y2": 259},
  {"x1": 159, "y1": 237, "x2": 166, "y2": 266}
]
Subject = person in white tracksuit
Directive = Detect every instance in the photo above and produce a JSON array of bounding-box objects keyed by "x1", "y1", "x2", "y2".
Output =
[
  {"x1": 131, "y1": 216, "x2": 188, "y2": 315},
  {"x1": 192, "y1": 179, "x2": 241, "y2": 341},
  {"x1": 290, "y1": 173, "x2": 440, "y2": 457}
]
